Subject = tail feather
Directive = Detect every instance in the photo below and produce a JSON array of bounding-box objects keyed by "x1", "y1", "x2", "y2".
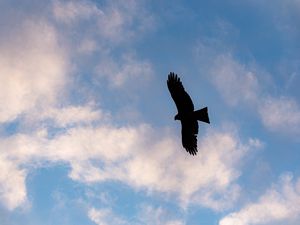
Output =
[{"x1": 194, "y1": 107, "x2": 210, "y2": 124}]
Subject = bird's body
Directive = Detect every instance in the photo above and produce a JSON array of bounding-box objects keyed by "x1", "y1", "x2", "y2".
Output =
[{"x1": 167, "y1": 72, "x2": 210, "y2": 155}]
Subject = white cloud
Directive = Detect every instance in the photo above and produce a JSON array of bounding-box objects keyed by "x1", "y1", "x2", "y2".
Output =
[
  {"x1": 0, "y1": 2, "x2": 158, "y2": 212},
  {"x1": 52, "y1": 0, "x2": 155, "y2": 44},
  {"x1": 53, "y1": 0, "x2": 101, "y2": 24},
  {"x1": 165, "y1": 222, "x2": 185, "y2": 225},
  {"x1": 210, "y1": 54, "x2": 260, "y2": 107},
  {"x1": 259, "y1": 97, "x2": 300, "y2": 134},
  {"x1": 0, "y1": 19, "x2": 68, "y2": 123},
  {"x1": 78, "y1": 38, "x2": 98, "y2": 54},
  {"x1": 0, "y1": 155, "x2": 27, "y2": 210},
  {"x1": 88, "y1": 207, "x2": 127, "y2": 225},
  {"x1": 0, "y1": 0, "x2": 154, "y2": 119},
  {"x1": 96, "y1": 0, "x2": 155, "y2": 43},
  {"x1": 38, "y1": 105, "x2": 109, "y2": 127},
  {"x1": 0, "y1": 0, "x2": 260, "y2": 217},
  {"x1": 209, "y1": 53, "x2": 300, "y2": 136},
  {"x1": 219, "y1": 174, "x2": 300, "y2": 225},
  {"x1": 88, "y1": 204, "x2": 185, "y2": 225},
  {"x1": 95, "y1": 54, "x2": 153, "y2": 88},
  {"x1": 137, "y1": 205, "x2": 185, "y2": 225},
  {"x1": 0, "y1": 123, "x2": 259, "y2": 211},
  {"x1": 51, "y1": 0, "x2": 155, "y2": 89}
]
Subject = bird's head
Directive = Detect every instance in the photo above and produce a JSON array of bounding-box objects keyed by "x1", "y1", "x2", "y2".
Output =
[{"x1": 174, "y1": 114, "x2": 180, "y2": 120}]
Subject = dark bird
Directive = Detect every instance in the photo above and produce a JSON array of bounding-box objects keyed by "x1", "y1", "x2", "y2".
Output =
[{"x1": 167, "y1": 72, "x2": 210, "y2": 155}]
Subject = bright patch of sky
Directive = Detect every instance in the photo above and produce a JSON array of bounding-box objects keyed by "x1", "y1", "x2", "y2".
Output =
[{"x1": 0, "y1": 0, "x2": 299, "y2": 224}]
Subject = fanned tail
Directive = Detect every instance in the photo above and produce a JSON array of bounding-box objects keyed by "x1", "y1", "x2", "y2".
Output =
[{"x1": 193, "y1": 107, "x2": 210, "y2": 124}]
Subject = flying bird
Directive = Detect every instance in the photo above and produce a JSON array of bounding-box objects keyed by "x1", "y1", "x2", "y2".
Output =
[{"x1": 167, "y1": 72, "x2": 210, "y2": 155}]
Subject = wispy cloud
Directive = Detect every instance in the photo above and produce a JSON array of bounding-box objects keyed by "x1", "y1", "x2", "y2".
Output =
[
  {"x1": 219, "y1": 173, "x2": 300, "y2": 225},
  {"x1": 88, "y1": 207, "x2": 127, "y2": 225},
  {"x1": 210, "y1": 54, "x2": 260, "y2": 106},
  {"x1": 88, "y1": 204, "x2": 185, "y2": 225},
  {"x1": 52, "y1": 0, "x2": 155, "y2": 45},
  {"x1": 136, "y1": 204, "x2": 185, "y2": 225},
  {"x1": 95, "y1": 53, "x2": 153, "y2": 88},
  {"x1": 259, "y1": 97, "x2": 300, "y2": 134},
  {"x1": 51, "y1": 0, "x2": 156, "y2": 92},
  {"x1": 36, "y1": 105, "x2": 108, "y2": 127},
  {"x1": 207, "y1": 52, "x2": 300, "y2": 136},
  {"x1": 53, "y1": 0, "x2": 101, "y2": 24}
]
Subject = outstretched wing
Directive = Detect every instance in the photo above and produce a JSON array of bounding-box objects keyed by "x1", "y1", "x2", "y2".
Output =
[
  {"x1": 167, "y1": 72, "x2": 194, "y2": 113},
  {"x1": 181, "y1": 119, "x2": 199, "y2": 155}
]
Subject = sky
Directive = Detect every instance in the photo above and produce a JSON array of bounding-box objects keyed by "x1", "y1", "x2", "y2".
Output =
[{"x1": 0, "y1": 0, "x2": 300, "y2": 224}]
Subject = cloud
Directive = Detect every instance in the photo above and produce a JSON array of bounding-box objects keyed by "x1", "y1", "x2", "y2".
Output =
[
  {"x1": 95, "y1": 53, "x2": 153, "y2": 88},
  {"x1": 37, "y1": 105, "x2": 109, "y2": 127},
  {"x1": 0, "y1": 1, "x2": 158, "y2": 212},
  {"x1": 52, "y1": 0, "x2": 155, "y2": 44},
  {"x1": 51, "y1": 0, "x2": 155, "y2": 90},
  {"x1": 95, "y1": 0, "x2": 155, "y2": 43},
  {"x1": 259, "y1": 97, "x2": 300, "y2": 134},
  {"x1": 0, "y1": 20, "x2": 69, "y2": 123},
  {"x1": 0, "y1": 0, "x2": 155, "y2": 120},
  {"x1": 88, "y1": 207, "x2": 127, "y2": 225},
  {"x1": 0, "y1": 13, "x2": 69, "y2": 210},
  {"x1": 137, "y1": 204, "x2": 185, "y2": 225},
  {"x1": 53, "y1": 0, "x2": 101, "y2": 24},
  {"x1": 0, "y1": 0, "x2": 260, "y2": 218},
  {"x1": 0, "y1": 155, "x2": 27, "y2": 210},
  {"x1": 210, "y1": 54, "x2": 260, "y2": 106},
  {"x1": 0, "y1": 122, "x2": 259, "y2": 211},
  {"x1": 255, "y1": 0, "x2": 300, "y2": 40},
  {"x1": 219, "y1": 173, "x2": 300, "y2": 225},
  {"x1": 208, "y1": 53, "x2": 300, "y2": 136},
  {"x1": 88, "y1": 204, "x2": 185, "y2": 225}
]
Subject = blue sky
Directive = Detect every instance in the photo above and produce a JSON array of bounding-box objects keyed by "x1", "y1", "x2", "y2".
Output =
[{"x1": 0, "y1": 0, "x2": 300, "y2": 224}]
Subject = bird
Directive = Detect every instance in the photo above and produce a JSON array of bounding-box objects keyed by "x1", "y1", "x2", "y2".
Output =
[{"x1": 167, "y1": 72, "x2": 210, "y2": 155}]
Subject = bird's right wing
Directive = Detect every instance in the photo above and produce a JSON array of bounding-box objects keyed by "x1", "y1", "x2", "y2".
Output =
[{"x1": 167, "y1": 72, "x2": 194, "y2": 113}]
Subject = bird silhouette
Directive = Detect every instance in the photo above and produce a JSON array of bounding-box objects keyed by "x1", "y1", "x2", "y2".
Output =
[{"x1": 167, "y1": 72, "x2": 210, "y2": 155}]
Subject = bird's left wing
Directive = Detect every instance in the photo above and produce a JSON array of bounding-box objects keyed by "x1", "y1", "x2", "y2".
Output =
[
  {"x1": 167, "y1": 72, "x2": 194, "y2": 113},
  {"x1": 181, "y1": 120, "x2": 198, "y2": 155}
]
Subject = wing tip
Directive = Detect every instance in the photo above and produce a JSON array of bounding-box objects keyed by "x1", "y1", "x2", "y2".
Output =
[
  {"x1": 184, "y1": 142, "x2": 198, "y2": 156},
  {"x1": 187, "y1": 147, "x2": 198, "y2": 155},
  {"x1": 167, "y1": 72, "x2": 180, "y2": 83}
]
